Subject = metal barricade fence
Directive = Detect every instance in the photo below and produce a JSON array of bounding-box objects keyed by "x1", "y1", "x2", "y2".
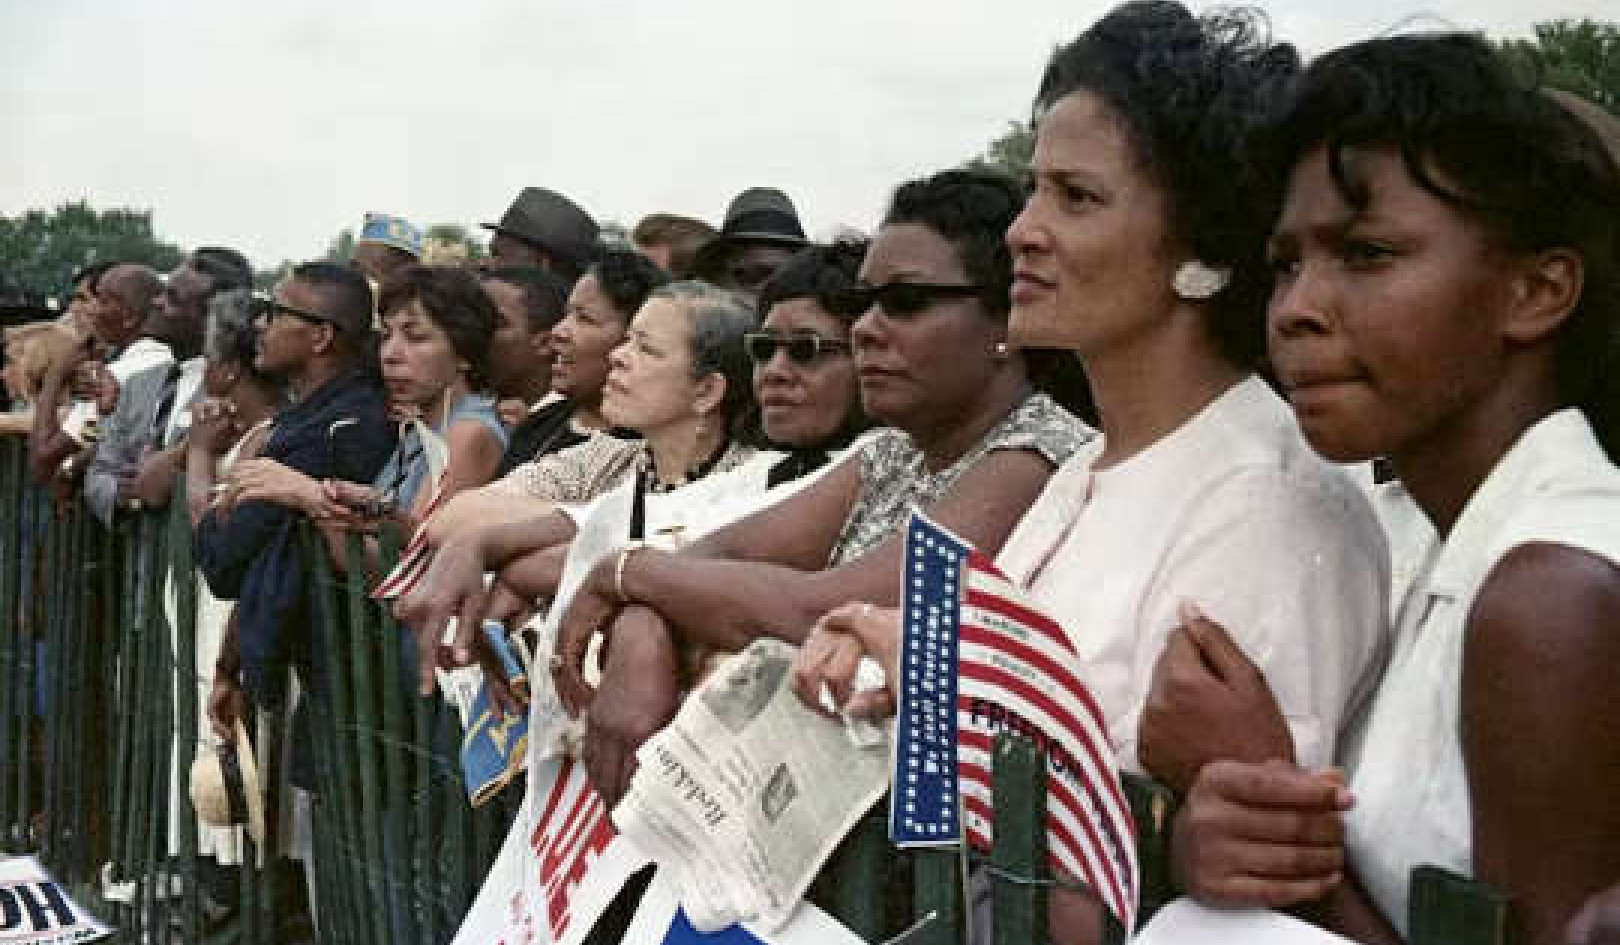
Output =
[{"x1": 0, "y1": 435, "x2": 1515, "y2": 944}]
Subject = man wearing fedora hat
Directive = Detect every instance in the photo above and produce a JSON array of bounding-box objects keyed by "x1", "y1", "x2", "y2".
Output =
[
  {"x1": 689, "y1": 187, "x2": 809, "y2": 303},
  {"x1": 481, "y1": 187, "x2": 600, "y2": 284}
]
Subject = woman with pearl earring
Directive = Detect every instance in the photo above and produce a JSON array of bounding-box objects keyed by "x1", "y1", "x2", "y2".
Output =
[{"x1": 794, "y1": 6, "x2": 1390, "y2": 940}]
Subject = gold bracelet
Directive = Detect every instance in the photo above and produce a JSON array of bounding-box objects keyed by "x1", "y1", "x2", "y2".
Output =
[{"x1": 614, "y1": 541, "x2": 649, "y2": 603}]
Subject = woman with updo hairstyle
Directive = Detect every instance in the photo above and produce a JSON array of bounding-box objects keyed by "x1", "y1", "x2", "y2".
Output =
[
  {"x1": 1143, "y1": 33, "x2": 1620, "y2": 945},
  {"x1": 795, "y1": 6, "x2": 1388, "y2": 941}
]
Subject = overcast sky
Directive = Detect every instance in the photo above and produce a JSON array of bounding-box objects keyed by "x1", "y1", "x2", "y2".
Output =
[{"x1": 3, "y1": 0, "x2": 1613, "y2": 269}]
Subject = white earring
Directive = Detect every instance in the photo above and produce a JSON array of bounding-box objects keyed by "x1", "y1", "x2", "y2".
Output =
[
  {"x1": 993, "y1": 342, "x2": 1010, "y2": 359},
  {"x1": 1173, "y1": 261, "x2": 1231, "y2": 300}
]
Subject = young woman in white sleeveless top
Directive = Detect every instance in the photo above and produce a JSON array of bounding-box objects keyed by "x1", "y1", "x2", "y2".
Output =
[{"x1": 1145, "y1": 33, "x2": 1620, "y2": 945}]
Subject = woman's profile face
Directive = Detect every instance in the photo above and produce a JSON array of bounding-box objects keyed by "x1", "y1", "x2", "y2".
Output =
[
  {"x1": 850, "y1": 223, "x2": 1009, "y2": 434},
  {"x1": 379, "y1": 299, "x2": 463, "y2": 411},
  {"x1": 752, "y1": 298, "x2": 858, "y2": 449},
  {"x1": 601, "y1": 297, "x2": 706, "y2": 435},
  {"x1": 551, "y1": 273, "x2": 627, "y2": 403},
  {"x1": 1267, "y1": 144, "x2": 1522, "y2": 463},
  {"x1": 1007, "y1": 90, "x2": 1181, "y2": 358}
]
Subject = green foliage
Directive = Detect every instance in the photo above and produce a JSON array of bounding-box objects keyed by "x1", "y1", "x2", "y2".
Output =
[
  {"x1": 0, "y1": 200, "x2": 185, "y2": 302},
  {"x1": 967, "y1": 19, "x2": 1618, "y2": 178},
  {"x1": 1496, "y1": 19, "x2": 1619, "y2": 111},
  {"x1": 967, "y1": 120, "x2": 1036, "y2": 183},
  {"x1": 326, "y1": 227, "x2": 356, "y2": 263},
  {"x1": 424, "y1": 223, "x2": 486, "y2": 261}
]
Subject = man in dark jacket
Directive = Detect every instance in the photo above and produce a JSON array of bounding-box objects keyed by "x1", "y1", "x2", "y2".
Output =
[{"x1": 198, "y1": 261, "x2": 394, "y2": 726}]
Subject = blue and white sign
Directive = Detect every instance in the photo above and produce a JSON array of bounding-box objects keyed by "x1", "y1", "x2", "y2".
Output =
[{"x1": 888, "y1": 514, "x2": 969, "y2": 847}]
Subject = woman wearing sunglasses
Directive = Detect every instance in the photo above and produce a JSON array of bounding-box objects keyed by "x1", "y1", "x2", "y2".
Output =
[
  {"x1": 793, "y1": 6, "x2": 1391, "y2": 941},
  {"x1": 748, "y1": 240, "x2": 870, "y2": 485},
  {"x1": 525, "y1": 168, "x2": 1092, "y2": 807}
]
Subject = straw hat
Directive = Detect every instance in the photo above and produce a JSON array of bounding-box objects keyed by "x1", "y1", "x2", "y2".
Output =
[{"x1": 189, "y1": 718, "x2": 265, "y2": 846}]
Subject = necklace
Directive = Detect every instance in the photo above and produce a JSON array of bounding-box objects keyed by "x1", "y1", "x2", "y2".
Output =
[{"x1": 642, "y1": 437, "x2": 732, "y2": 495}]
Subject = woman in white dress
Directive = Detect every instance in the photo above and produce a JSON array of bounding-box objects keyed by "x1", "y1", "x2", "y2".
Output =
[{"x1": 1141, "y1": 33, "x2": 1620, "y2": 945}]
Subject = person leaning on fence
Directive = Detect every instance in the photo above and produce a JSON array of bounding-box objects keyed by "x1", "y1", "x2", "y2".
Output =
[
  {"x1": 794, "y1": 7, "x2": 1389, "y2": 942},
  {"x1": 28, "y1": 261, "x2": 162, "y2": 488},
  {"x1": 534, "y1": 169, "x2": 1092, "y2": 814},
  {"x1": 408, "y1": 244, "x2": 875, "y2": 691},
  {"x1": 197, "y1": 261, "x2": 395, "y2": 738},
  {"x1": 392, "y1": 281, "x2": 767, "y2": 705},
  {"x1": 82, "y1": 248, "x2": 254, "y2": 525},
  {"x1": 160, "y1": 287, "x2": 288, "y2": 869},
  {"x1": 0, "y1": 321, "x2": 81, "y2": 435},
  {"x1": 312, "y1": 265, "x2": 508, "y2": 529},
  {"x1": 416, "y1": 249, "x2": 669, "y2": 542},
  {"x1": 1135, "y1": 35, "x2": 1620, "y2": 945}
]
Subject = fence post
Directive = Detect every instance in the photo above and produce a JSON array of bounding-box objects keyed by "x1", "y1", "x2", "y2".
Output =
[
  {"x1": 1120, "y1": 772, "x2": 1176, "y2": 930},
  {"x1": 911, "y1": 847, "x2": 963, "y2": 945},
  {"x1": 371, "y1": 525, "x2": 421, "y2": 944},
  {"x1": 1409, "y1": 866, "x2": 1512, "y2": 945},
  {"x1": 305, "y1": 524, "x2": 377, "y2": 945},
  {"x1": 0, "y1": 440, "x2": 21, "y2": 852},
  {"x1": 990, "y1": 733, "x2": 1046, "y2": 945}
]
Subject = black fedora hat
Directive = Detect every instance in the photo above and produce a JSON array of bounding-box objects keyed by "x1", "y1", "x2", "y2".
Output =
[
  {"x1": 690, "y1": 187, "x2": 808, "y2": 277},
  {"x1": 481, "y1": 187, "x2": 600, "y2": 269}
]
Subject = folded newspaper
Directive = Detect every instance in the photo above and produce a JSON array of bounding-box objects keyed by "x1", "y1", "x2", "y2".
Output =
[{"x1": 612, "y1": 638, "x2": 892, "y2": 933}]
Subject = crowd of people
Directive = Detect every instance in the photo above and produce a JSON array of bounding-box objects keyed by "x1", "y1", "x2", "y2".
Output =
[{"x1": 4, "y1": 2, "x2": 1620, "y2": 943}]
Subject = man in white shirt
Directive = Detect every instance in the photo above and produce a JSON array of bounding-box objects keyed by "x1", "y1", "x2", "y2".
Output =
[{"x1": 83, "y1": 248, "x2": 252, "y2": 523}]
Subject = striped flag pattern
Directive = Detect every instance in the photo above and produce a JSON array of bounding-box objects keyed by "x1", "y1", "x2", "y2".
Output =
[
  {"x1": 894, "y1": 513, "x2": 1139, "y2": 933},
  {"x1": 373, "y1": 418, "x2": 452, "y2": 600}
]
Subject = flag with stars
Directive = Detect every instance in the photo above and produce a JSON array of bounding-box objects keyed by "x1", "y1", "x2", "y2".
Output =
[{"x1": 892, "y1": 512, "x2": 1139, "y2": 933}]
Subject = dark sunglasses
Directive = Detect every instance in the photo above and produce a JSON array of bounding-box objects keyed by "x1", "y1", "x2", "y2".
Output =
[
  {"x1": 825, "y1": 281, "x2": 987, "y2": 320},
  {"x1": 253, "y1": 294, "x2": 337, "y2": 327},
  {"x1": 744, "y1": 332, "x2": 851, "y2": 366}
]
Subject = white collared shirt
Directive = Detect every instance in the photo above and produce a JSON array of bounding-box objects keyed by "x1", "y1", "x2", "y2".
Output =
[
  {"x1": 62, "y1": 337, "x2": 174, "y2": 444},
  {"x1": 995, "y1": 376, "x2": 1392, "y2": 773},
  {"x1": 1343, "y1": 409, "x2": 1620, "y2": 934}
]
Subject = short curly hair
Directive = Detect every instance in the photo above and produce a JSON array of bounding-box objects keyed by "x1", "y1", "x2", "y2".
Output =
[
  {"x1": 1034, "y1": 1, "x2": 1299, "y2": 369},
  {"x1": 881, "y1": 168, "x2": 1025, "y2": 317},
  {"x1": 1273, "y1": 33, "x2": 1620, "y2": 458},
  {"x1": 378, "y1": 265, "x2": 499, "y2": 391},
  {"x1": 755, "y1": 240, "x2": 869, "y2": 322},
  {"x1": 590, "y1": 248, "x2": 671, "y2": 323}
]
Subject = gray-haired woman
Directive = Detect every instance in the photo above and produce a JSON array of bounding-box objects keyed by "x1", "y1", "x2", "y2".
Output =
[{"x1": 168, "y1": 288, "x2": 288, "y2": 866}]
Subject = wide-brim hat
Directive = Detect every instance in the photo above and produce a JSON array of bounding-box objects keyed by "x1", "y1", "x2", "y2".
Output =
[
  {"x1": 189, "y1": 719, "x2": 265, "y2": 846},
  {"x1": 481, "y1": 187, "x2": 600, "y2": 270},
  {"x1": 690, "y1": 187, "x2": 809, "y2": 278}
]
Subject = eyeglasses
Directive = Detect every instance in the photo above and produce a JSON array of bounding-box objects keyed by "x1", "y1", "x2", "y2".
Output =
[
  {"x1": 744, "y1": 332, "x2": 851, "y2": 366},
  {"x1": 253, "y1": 294, "x2": 337, "y2": 327},
  {"x1": 825, "y1": 281, "x2": 987, "y2": 320}
]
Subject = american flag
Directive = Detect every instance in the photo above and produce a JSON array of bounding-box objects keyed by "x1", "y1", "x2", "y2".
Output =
[
  {"x1": 373, "y1": 417, "x2": 452, "y2": 600},
  {"x1": 892, "y1": 512, "x2": 1139, "y2": 933}
]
